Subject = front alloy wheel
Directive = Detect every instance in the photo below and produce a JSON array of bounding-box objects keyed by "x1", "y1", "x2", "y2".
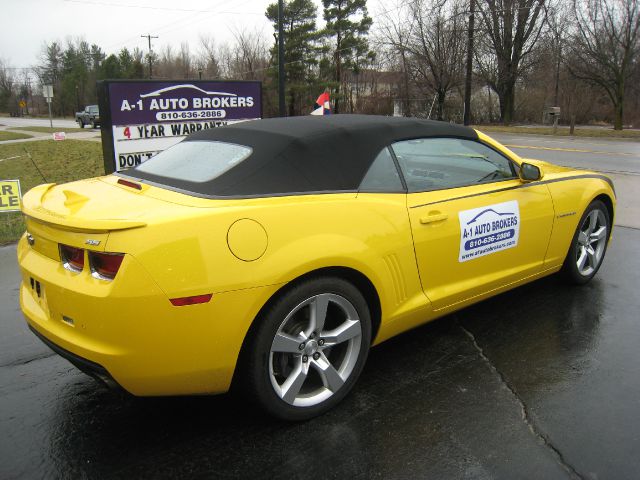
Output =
[
  {"x1": 562, "y1": 199, "x2": 610, "y2": 284},
  {"x1": 575, "y1": 208, "x2": 607, "y2": 277},
  {"x1": 242, "y1": 277, "x2": 371, "y2": 420}
]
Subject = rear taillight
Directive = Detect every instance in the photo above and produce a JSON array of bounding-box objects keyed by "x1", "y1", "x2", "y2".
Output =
[
  {"x1": 89, "y1": 252, "x2": 124, "y2": 280},
  {"x1": 59, "y1": 244, "x2": 85, "y2": 272}
]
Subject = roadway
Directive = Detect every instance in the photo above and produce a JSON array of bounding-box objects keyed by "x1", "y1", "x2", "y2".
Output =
[
  {"x1": 490, "y1": 132, "x2": 640, "y2": 229},
  {"x1": 0, "y1": 116, "x2": 79, "y2": 129}
]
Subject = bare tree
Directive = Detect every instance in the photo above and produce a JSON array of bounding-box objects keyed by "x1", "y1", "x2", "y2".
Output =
[
  {"x1": 156, "y1": 45, "x2": 175, "y2": 79},
  {"x1": 225, "y1": 28, "x2": 269, "y2": 80},
  {"x1": 198, "y1": 35, "x2": 221, "y2": 79},
  {"x1": 375, "y1": 0, "x2": 417, "y2": 116},
  {"x1": 408, "y1": 0, "x2": 467, "y2": 120},
  {"x1": 545, "y1": 2, "x2": 571, "y2": 106},
  {"x1": 568, "y1": 0, "x2": 640, "y2": 129},
  {"x1": 234, "y1": 28, "x2": 269, "y2": 81},
  {"x1": 476, "y1": 0, "x2": 547, "y2": 124},
  {"x1": 0, "y1": 59, "x2": 16, "y2": 112},
  {"x1": 177, "y1": 42, "x2": 193, "y2": 79}
]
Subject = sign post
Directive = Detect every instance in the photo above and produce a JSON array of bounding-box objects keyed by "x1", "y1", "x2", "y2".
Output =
[
  {"x1": 43, "y1": 85, "x2": 54, "y2": 128},
  {"x1": 98, "y1": 80, "x2": 262, "y2": 174}
]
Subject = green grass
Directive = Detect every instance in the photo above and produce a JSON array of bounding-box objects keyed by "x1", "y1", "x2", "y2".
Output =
[
  {"x1": 0, "y1": 140, "x2": 104, "y2": 244},
  {"x1": 0, "y1": 131, "x2": 33, "y2": 141},
  {"x1": 9, "y1": 126, "x2": 87, "y2": 133},
  {"x1": 474, "y1": 125, "x2": 640, "y2": 139}
]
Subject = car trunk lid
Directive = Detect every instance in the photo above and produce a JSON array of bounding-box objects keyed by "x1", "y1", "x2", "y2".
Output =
[{"x1": 21, "y1": 176, "x2": 213, "y2": 256}]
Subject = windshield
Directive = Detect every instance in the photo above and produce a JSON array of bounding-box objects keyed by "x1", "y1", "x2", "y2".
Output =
[{"x1": 133, "y1": 140, "x2": 253, "y2": 183}]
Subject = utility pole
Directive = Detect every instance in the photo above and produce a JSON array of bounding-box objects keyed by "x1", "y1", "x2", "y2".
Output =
[
  {"x1": 554, "y1": 44, "x2": 561, "y2": 106},
  {"x1": 24, "y1": 74, "x2": 31, "y2": 116},
  {"x1": 277, "y1": 0, "x2": 285, "y2": 117},
  {"x1": 463, "y1": 0, "x2": 475, "y2": 126},
  {"x1": 141, "y1": 34, "x2": 158, "y2": 79}
]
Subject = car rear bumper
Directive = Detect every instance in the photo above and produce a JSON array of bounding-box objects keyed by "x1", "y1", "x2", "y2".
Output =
[
  {"x1": 17, "y1": 233, "x2": 281, "y2": 396},
  {"x1": 29, "y1": 324, "x2": 122, "y2": 390}
]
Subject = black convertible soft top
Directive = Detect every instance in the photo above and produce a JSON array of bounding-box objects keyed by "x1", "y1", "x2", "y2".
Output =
[{"x1": 123, "y1": 114, "x2": 478, "y2": 197}]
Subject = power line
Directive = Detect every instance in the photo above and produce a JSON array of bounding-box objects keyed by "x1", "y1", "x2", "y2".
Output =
[
  {"x1": 103, "y1": 11, "x2": 202, "y2": 50},
  {"x1": 64, "y1": 0, "x2": 262, "y2": 15},
  {"x1": 103, "y1": 0, "x2": 255, "y2": 52}
]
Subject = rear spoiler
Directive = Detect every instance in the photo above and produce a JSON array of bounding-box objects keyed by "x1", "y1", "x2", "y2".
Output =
[{"x1": 21, "y1": 183, "x2": 147, "y2": 232}]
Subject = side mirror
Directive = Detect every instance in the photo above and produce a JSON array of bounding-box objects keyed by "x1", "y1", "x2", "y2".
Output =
[{"x1": 520, "y1": 162, "x2": 542, "y2": 182}]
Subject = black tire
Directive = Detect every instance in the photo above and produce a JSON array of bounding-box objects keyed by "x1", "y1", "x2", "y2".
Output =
[
  {"x1": 78, "y1": 120, "x2": 85, "y2": 128},
  {"x1": 240, "y1": 276, "x2": 371, "y2": 421},
  {"x1": 91, "y1": 121, "x2": 97, "y2": 129},
  {"x1": 561, "y1": 199, "x2": 610, "y2": 285}
]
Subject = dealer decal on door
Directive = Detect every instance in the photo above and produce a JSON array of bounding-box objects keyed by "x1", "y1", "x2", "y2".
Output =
[{"x1": 458, "y1": 200, "x2": 520, "y2": 262}]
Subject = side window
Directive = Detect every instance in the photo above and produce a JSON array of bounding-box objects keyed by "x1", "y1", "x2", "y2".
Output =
[
  {"x1": 392, "y1": 138, "x2": 517, "y2": 193},
  {"x1": 359, "y1": 147, "x2": 405, "y2": 192}
]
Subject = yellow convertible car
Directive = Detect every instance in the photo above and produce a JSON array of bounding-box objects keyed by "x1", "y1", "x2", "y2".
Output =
[{"x1": 18, "y1": 115, "x2": 615, "y2": 420}]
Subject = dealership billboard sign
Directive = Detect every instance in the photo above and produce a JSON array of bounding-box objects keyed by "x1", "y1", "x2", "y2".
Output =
[{"x1": 98, "y1": 80, "x2": 262, "y2": 174}]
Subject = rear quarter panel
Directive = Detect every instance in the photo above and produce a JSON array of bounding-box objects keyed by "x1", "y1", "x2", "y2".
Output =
[{"x1": 105, "y1": 192, "x2": 427, "y2": 344}]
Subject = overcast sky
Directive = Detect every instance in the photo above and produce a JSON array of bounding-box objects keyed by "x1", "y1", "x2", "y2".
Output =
[{"x1": 0, "y1": 0, "x2": 387, "y2": 73}]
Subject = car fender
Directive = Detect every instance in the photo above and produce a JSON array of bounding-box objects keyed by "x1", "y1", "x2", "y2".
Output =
[{"x1": 543, "y1": 173, "x2": 615, "y2": 268}]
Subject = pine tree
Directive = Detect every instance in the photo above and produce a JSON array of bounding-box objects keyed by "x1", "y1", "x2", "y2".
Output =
[
  {"x1": 322, "y1": 0, "x2": 372, "y2": 113},
  {"x1": 266, "y1": 0, "x2": 321, "y2": 116}
]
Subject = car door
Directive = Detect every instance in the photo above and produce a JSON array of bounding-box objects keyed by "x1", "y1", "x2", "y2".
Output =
[{"x1": 392, "y1": 137, "x2": 555, "y2": 311}]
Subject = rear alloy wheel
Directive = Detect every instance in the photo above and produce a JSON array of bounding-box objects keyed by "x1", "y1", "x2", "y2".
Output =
[
  {"x1": 562, "y1": 200, "x2": 610, "y2": 284},
  {"x1": 243, "y1": 277, "x2": 371, "y2": 420}
]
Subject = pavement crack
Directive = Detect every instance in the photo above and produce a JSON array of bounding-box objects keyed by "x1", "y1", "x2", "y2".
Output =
[
  {"x1": 615, "y1": 224, "x2": 640, "y2": 231},
  {"x1": 455, "y1": 317, "x2": 583, "y2": 480}
]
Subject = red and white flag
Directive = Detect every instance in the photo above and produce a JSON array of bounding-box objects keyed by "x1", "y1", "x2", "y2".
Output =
[{"x1": 311, "y1": 91, "x2": 331, "y2": 115}]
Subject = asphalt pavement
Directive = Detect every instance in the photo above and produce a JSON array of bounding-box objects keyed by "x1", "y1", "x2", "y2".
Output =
[
  {"x1": 1, "y1": 133, "x2": 640, "y2": 479},
  {"x1": 0, "y1": 116, "x2": 79, "y2": 129},
  {"x1": 2, "y1": 228, "x2": 639, "y2": 479}
]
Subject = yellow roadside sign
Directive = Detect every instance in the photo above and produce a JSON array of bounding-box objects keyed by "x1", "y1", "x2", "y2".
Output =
[
  {"x1": 19, "y1": 100, "x2": 26, "y2": 108},
  {"x1": 0, "y1": 180, "x2": 22, "y2": 212}
]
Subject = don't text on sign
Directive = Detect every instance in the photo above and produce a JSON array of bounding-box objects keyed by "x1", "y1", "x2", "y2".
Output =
[
  {"x1": 98, "y1": 80, "x2": 262, "y2": 174},
  {"x1": 0, "y1": 180, "x2": 22, "y2": 212}
]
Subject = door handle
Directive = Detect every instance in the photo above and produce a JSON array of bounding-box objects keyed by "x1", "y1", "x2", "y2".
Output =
[{"x1": 420, "y1": 213, "x2": 448, "y2": 224}]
